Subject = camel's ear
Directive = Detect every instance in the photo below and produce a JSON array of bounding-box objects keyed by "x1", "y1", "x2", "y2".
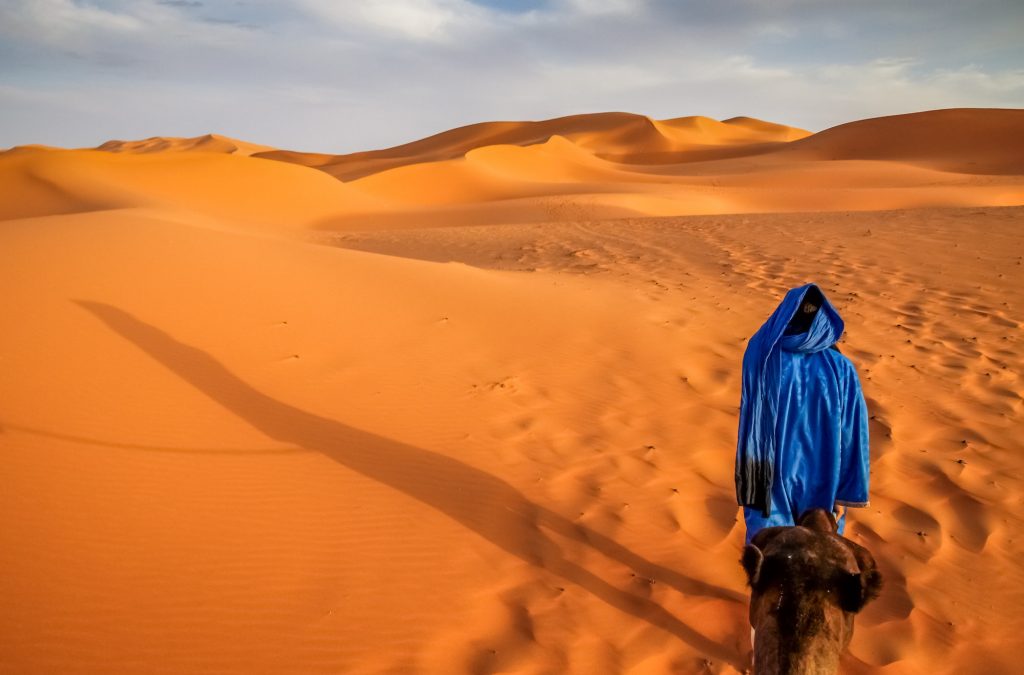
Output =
[
  {"x1": 741, "y1": 545, "x2": 764, "y2": 586},
  {"x1": 744, "y1": 526, "x2": 786, "y2": 586},
  {"x1": 838, "y1": 541, "x2": 883, "y2": 612},
  {"x1": 798, "y1": 508, "x2": 837, "y2": 534}
]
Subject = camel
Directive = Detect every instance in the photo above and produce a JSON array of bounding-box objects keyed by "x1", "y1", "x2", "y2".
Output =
[{"x1": 741, "y1": 508, "x2": 883, "y2": 674}]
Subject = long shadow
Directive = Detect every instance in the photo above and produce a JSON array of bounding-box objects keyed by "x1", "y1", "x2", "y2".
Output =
[
  {"x1": 77, "y1": 301, "x2": 744, "y2": 665},
  {"x1": 3, "y1": 422, "x2": 309, "y2": 456}
]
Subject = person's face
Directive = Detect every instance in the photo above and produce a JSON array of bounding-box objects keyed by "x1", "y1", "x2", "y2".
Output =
[{"x1": 786, "y1": 297, "x2": 820, "y2": 334}]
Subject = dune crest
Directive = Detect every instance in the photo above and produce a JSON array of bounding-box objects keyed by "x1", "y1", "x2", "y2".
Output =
[
  {"x1": 97, "y1": 133, "x2": 275, "y2": 156},
  {"x1": 7, "y1": 108, "x2": 1019, "y2": 229}
]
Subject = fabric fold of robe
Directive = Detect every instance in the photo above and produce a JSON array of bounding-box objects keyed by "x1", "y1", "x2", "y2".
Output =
[{"x1": 735, "y1": 283, "x2": 870, "y2": 542}]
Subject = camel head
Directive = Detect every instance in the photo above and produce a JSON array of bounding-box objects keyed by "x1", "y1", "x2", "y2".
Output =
[{"x1": 741, "y1": 509, "x2": 882, "y2": 675}]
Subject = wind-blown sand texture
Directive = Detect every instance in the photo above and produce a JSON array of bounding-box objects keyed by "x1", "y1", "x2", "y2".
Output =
[{"x1": 1, "y1": 108, "x2": 1022, "y2": 674}]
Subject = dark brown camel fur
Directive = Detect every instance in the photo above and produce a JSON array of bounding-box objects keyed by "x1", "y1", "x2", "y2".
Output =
[{"x1": 741, "y1": 509, "x2": 883, "y2": 675}]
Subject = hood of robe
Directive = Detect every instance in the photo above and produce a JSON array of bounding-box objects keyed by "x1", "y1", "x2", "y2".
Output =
[{"x1": 735, "y1": 283, "x2": 845, "y2": 515}]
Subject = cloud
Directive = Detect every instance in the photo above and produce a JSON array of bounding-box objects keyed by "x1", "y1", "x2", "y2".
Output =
[
  {"x1": 927, "y1": 65, "x2": 1024, "y2": 97},
  {"x1": 0, "y1": 0, "x2": 142, "y2": 50},
  {"x1": 561, "y1": 0, "x2": 643, "y2": 16},
  {"x1": 297, "y1": 0, "x2": 497, "y2": 42},
  {"x1": 0, "y1": 0, "x2": 1021, "y2": 150}
]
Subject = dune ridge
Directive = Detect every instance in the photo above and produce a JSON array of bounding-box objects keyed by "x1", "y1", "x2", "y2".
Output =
[
  {"x1": 3, "y1": 109, "x2": 1021, "y2": 229},
  {"x1": 252, "y1": 112, "x2": 811, "y2": 181},
  {"x1": 97, "y1": 133, "x2": 275, "y2": 156}
]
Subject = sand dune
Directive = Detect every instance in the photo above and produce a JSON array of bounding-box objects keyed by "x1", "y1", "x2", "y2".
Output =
[
  {"x1": 779, "y1": 108, "x2": 1024, "y2": 174},
  {"x1": 1, "y1": 108, "x2": 1023, "y2": 674},
  {"x1": 4, "y1": 109, "x2": 1021, "y2": 229},
  {"x1": 98, "y1": 133, "x2": 275, "y2": 156},
  {"x1": 0, "y1": 146, "x2": 381, "y2": 226},
  {"x1": 278, "y1": 108, "x2": 1023, "y2": 226},
  {"x1": 324, "y1": 206, "x2": 1024, "y2": 674},
  {"x1": 254, "y1": 112, "x2": 810, "y2": 181}
]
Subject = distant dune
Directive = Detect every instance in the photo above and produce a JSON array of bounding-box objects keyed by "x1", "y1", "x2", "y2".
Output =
[
  {"x1": 97, "y1": 133, "x2": 275, "y2": 157},
  {"x1": 780, "y1": 108, "x2": 1024, "y2": 174},
  {"x1": 1, "y1": 108, "x2": 1023, "y2": 674},
  {"x1": 0, "y1": 144, "x2": 379, "y2": 225},
  {"x1": 254, "y1": 112, "x2": 811, "y2": 181},
  {"x1": 4, "y1": 108, "x2": 1020, "y2": 229}
]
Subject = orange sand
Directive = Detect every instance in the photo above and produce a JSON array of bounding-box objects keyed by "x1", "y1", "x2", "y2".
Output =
[{"x1": 0, "y1": 108, "x2": 1022, "y2": 674}]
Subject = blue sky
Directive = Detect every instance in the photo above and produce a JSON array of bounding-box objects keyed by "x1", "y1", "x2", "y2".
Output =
[{"x1": 1, "y1": 0, "x2": 1022, "y2": 152}]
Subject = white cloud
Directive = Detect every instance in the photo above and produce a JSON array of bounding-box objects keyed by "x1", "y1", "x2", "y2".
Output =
[
  {"x1": 927, "y1": 65, "x2": 1024, "y2": 97},
  {"x1": 561, "y1": 0, "x2": 644, "y2": 16},
  {"x1": 707, "y1": 56, "x2": 794, "y2": 82},
  {"x1": 297, "y1": 0, "x2": 496, "y2": 42},
  {"x1": 753, "y1": 21, "x2": 799, "y2": 40},
  {"x1": 0, "y1": 0, "x2": 142, "y2": 51},
  {"x1": 0, "y1": 0, "x2": 1021, "y2": 149}
]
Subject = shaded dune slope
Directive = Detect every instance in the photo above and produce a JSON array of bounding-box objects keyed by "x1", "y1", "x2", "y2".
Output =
[{"x1": 779, "y1": 108, "x2": 1024, "y2": 174}]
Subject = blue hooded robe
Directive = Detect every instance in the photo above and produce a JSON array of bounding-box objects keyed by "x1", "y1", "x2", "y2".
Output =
[{"x1": 736, "y1": 283, "x2": 870, "y2": 543}]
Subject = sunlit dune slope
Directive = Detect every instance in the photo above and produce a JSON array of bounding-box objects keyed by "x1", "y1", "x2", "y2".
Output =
[
  {"x1": 347, "y1": 135, "x2": 651, "y2": 208},
  {"x1": 2, "y1": 202, "x2": 1022, "y2": 674},
  {"x1": 2, "y1": 206, "x2": 742, "y2": 673},
  {"x1": 719, "y1": 116, "x2": 810, "y2": 141},
  {"x1": 0, "y1": 146, "x2": 381, "y2": 225},
  {"x1": 255, "y1": 112, "x2": 811, "y2": 181},
  {"x1": 2, "y1": 106, "x2": 1024, "y2": 675},
  {"x1": 324, "y1": 205, "x2": 1024, "y2": 675},
  {"x1": 4, "y1": 108, "x2": 1022, "y2": 230},
  {"x1": 259, "y1": 109, "x2": 1023, "y2": 227}
]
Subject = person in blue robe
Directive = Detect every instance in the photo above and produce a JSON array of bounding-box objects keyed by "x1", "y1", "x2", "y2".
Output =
[{"x1": 735, "y1": 283, "x2": 870, "y2": 544}]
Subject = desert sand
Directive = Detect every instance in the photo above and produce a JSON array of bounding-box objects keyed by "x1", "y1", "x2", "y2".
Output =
[{"x1": 0, "y1": 108, "x2": 1022, "y2": 674}]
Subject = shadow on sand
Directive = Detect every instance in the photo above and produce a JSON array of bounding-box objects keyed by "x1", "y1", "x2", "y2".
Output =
[{"x1": 77, "y1": 300, "x2": 743, "y2": 666}]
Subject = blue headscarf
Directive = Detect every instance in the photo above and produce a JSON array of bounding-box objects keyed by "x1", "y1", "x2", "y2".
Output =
[{"x1": 735, "y1": 283, "x2": 845, "y2": 515}]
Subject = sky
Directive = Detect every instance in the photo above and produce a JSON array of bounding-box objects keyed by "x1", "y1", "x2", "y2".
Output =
[{"x1": 1, "y1": 0, "x2": 1022, "y2": 153}]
